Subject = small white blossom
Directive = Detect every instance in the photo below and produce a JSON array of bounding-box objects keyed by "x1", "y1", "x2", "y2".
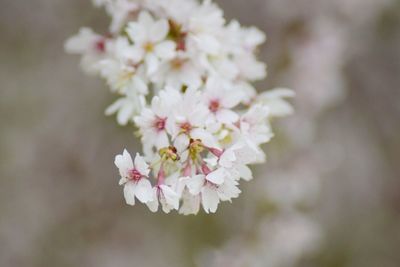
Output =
[{"x1": 115, "y1": 150, "x2": 153, "y2": 205}]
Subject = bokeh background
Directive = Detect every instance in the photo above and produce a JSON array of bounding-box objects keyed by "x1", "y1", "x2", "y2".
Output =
[{"x1": 1, "y1": 0, "x2": 400, "y2": 266}]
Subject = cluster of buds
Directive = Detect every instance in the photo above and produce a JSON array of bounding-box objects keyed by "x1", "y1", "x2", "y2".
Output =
[{"x1": 65, "y1": 0, "x2": 294, "y2": 214}]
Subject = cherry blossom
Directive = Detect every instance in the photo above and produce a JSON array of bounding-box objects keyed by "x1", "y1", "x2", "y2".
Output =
[{"x1": 66, "y1": 0, "x2": 294, "y2": 214}]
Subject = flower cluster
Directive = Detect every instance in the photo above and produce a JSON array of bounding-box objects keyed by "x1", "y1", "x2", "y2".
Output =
[{"x1": 65, "y1": 0, "x2": 293, "y2": 214}]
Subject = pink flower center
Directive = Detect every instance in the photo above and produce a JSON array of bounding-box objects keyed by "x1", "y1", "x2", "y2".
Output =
[
  {"x1": 209, "y1": 99, "x2": 220, "y2": 113},
  {"x1": 154, "y1": 117, "x2": 166, "y2": 132},
  {"x1": 128, "y1": 169, "x2": 142, "y2": 181},
  {"x1": 180, "y1": 122, "x2": 192, "y2": 133},
  {"x1": 95, "y1": 38, "x2": 106, "y2": 53}
]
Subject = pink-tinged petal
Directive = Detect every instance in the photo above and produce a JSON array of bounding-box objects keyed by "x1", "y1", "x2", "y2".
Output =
[
  {"x1": 123, "y1": 182, "x2": 136, "y2": 205},
  {"x1": 146, "y1": 188, "x2": 159, "y2": 212},
  {"x1": 206, "y1": 168, "x2": 225, "y2": 185},
  {"x1": 186, "y1": 175, "x2": 205, "y2": 195},
  {"x1": 201, "y1": 186, "x2": 219, "y2": 213},
  {"x1": 149, "y1": 19, "x2": 169, "y2": 42},
  {"x1": 134, "y1": 153, "x2": 150, "y2": 176},
  {"x1": 154, "y1": 41, "x2": 176, "y2": 59},
  {"x1": 114, "y1": 149, "x2": 134, "y2": 178},
  {"x1": 216, "y1": 109, "x2": 239, "y2": 124},
  {"x1": 134, "y1": 179, "x2": 154, "y2": 203}
]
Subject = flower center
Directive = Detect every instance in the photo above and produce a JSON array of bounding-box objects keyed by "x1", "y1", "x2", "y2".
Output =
[
  {"x1": 209, "y1": 99, "x2": 220, "y2": 113},
  {"x1": 143, "y1": 42, "x2": 154, "y2": 52},
  {"x1": 171, "y1": 58, "x2": 185, "y2": 70},
  {"x1": 154, "y1": 117, "x2": 166, "y2": 132},
  {"x1": 180, "y1": 122, "x2": 192, "y2": 133},
  {"x1": 128, "y1": 169, "x2": 142, "y2": 181},
  {"x1": 95, "y1": 38, "x2": 106, "y2": 53}
]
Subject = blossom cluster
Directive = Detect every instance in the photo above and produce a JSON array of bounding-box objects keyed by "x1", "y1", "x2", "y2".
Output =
[{"x1": 65, "y1": 0, "x2": 293, "y2": 214}]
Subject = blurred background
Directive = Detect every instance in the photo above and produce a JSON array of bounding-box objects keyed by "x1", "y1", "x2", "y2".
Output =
[{"x1": 1, "y1": 0, "x2": 400, "y2": 266}]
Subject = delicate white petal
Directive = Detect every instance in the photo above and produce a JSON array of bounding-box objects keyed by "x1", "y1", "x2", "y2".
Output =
[
  {"x1": 154, "y1": 41, "x2": 176, "y2": 59},
  {"x1": 216, "y1": 109, "x2": 239, "y2": 124},
  {"x1": 134, "y1": 153, "x2": 150, "y2": 176},
  {"x1": 146, "y1": 188, "x2": 159, "y2": 212},
  {"x1": 134, "y1": 179, "x2": 154, "y2": 203},
  {"x1": 149, "y1": 19, "x2": 169, "y2": 42},
  {"x1": 117, "y1": 102, "x2": 134, "y2": 125},
  {"x1": 114, "y1": 149, "x2": 133, "y2": 178},
  {"x1": 126, "y1": 23, "x2": 146, "y2": 43},
  {"x1": 237, "y1": 164, "x2": 253, "y2": 181},
  {"x1": 206, "y1": 168, "x2": 225, "y2": 185},
  {"x1": 186, "y1": 175, "x2": 205, "y2": 195},
  {"x1": 145, "y1": 53, "x2": 159, "y2": 75},
  {"x1": 160, "y1": 185, "x2": 179, "y2": 210},
  {"x1": 201, "y1": 186, "x2": 219, "y2": 213},
  {"x1": 123, "y1": 182, "x2": 136, "y2": 205},
  {"x1": 219, "y1": 149, "x2": 236, "y2": 168}
]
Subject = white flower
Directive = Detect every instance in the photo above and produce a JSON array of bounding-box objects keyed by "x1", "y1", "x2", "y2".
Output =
[
  {"x1": 165, "y1": 88, "x2": 217, "y2": 151},
  {"x1": 126, "y1": 11, "x2": 176, "y2": 75},
  {"x1": 151, "y1": 51, "x2": 203, "y2": 89},
  {"x1": 114, "y1": 149, "x2": 153, "y2": 205},
  {"x1": 64, "y1": 27, "x2": 109, "y2": 73},
  {"x1": 202, "y1": 78, "x2": 243, "y2": 125}
]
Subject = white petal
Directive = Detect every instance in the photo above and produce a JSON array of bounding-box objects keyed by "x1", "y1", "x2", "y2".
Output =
[
  {"x1": 133, "y1": 76, "x2": 148, "y2": 94},
  {"x1": 154, "y1": 41, "x2": 176, "y2": 59},
  {"x1": 219, "y1": 149, "x2": 236, "y2": 168},
  {"x1": 126, "y1": 23, "x2": 146, "y2": 43},
  {"x1": 201, "y1": 186, "x2": 219, "y2": 213},
  {"x1": 179, "y1": 191, "x2": 201, "y2": 215},
  {"x1": 105, "y1": 99, "x2": 124, "y2": 116},
  {"x1": 138, "y1": 11, "x2": 154, "y2": 28},
  {"x1": 216, "y1": 109, "x2": 239, "y2": 124},
  {"x1": 134, "y1": 179, "x2": 154, "y2": 203},
  {"x1": 117, "y1": 102, "x2": 134, "y2": 125},
  {"x1": 145, "y1": 53, "x2": 159, "y2": 75},
  {"x1": 123, "y1": 182, "x2": 136, "y2": 205},
  {"x1": 160, "y1": 185, "x2": 179, "y2": 210},
  {"x1": 206, "y1": 168, "x2": 225, "y2": 185},
  {"x1": 174, "y1": 134, "x2": 190, "y2": 152},
  {"x1": 114, "y1": 149, "x2": 133, "y2": 178},
  {"x1": 149, "y1": 19, "x2": 169, "y2": 42},
  {"x1": 146, "y1": 188, "x2": 159, "y2": 212},
  {"x1": 186, "y1": 175, "x2": 205, "y2": 195},
  {"x1": 119, "y1": 177, "x2": 128, "y2": 185},
  {"x1": 237, "y1": 164, "x2": 253, "y2": 181},
  {"x1": 134, "y1": 153, "x2": 150, "y2": 176}
]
